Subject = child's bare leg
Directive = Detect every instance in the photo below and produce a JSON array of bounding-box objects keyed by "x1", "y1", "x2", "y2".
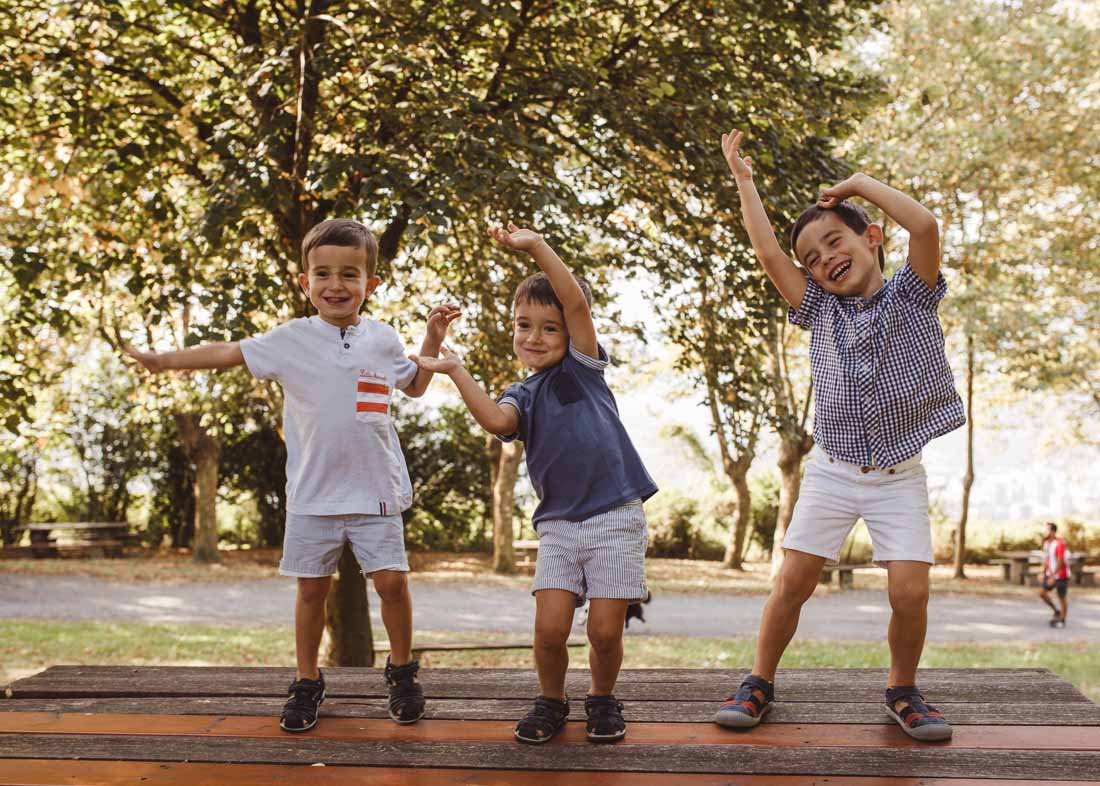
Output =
[
  {"x1": 587, "y1": 599, "x2": 629, "y2": 695},
  {"x1": 886, "y1": 561, "x2": 930, "y2": 687},
  {"x1": 373, "y1": 570, "x2": 413, "y2": 665},
  {"x1": 1058, "y1": 592, "x2": 1068, "y2": 621},
  {"x1": 751, "y1": 550, "x2": 826, "y2": 680},
  {"x1": 534, "y1": 589, "x2": 578, "y2": 700},
  {"x1": 295, "y1": 576, "x2": 332, "y2": 680}
]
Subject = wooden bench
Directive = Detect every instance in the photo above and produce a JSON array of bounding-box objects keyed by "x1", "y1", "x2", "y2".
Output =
[
  {"x1": 2, "y1": 665, "x2": 1099, "y2": 783},
  {"x1": 819, "y1": 563, "x2": 876, "y2": 589},
  {"x1": 514, "y1": 538, "x2": 539, "y2": 574},
  {"x1": 24, "y1": 521, "x2": 131, "y2": 559}
]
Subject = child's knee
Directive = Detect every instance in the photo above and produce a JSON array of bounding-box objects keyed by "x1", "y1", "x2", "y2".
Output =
[
  {"x1": 889, "y1": 583, "x2": 929, "y2": 614},
  {"x1": 297, "y1": 576, "x2": 331, "y2": 604},
  {"x1": 534, "y1": 619, "x2": 572, "y2": 649},
  {"x1": 586, "y1": 622, "x2": 623, "y2": 654},
  {"x1": 372, "y1": 570, "x2": 408, "y2": 603},
  {"x1": 773, "y1": 567, "x2": 817, "y2": 607}
]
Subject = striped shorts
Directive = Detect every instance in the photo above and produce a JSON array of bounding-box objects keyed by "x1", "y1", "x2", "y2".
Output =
[{"x1": 532, "y1": 501, "x2": 648, "y2": 604}]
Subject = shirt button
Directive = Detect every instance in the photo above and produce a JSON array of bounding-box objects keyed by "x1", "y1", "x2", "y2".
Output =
[{"x1": 344, "y1": 343, "x2": 350, "y2": 349}]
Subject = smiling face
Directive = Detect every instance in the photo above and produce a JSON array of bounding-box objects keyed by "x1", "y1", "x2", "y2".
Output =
[
  {"x1": 794, "y1": 211, "x2": 884, "y2": 299},
  {"x1": 513, "y1": 300, "x2": 569, "y2": 372},
  {"x1": 298, "y1": 244, "x2": 381, "y2": 328}
]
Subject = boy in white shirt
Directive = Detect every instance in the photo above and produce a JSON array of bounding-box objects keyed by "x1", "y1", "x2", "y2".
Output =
[{"x1": 125, "y1": 219, "x2": 459, "y2": 732}]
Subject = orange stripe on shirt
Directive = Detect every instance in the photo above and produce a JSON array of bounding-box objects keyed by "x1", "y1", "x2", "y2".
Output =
[
  {"x1": 358, "y1": 382, "x2": 390, "y2": 395},
  {"x1": 356, "y1": 402, "x2": 388, "y2": 414}
]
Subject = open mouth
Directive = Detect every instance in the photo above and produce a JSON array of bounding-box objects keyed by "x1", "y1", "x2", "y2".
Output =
[{"x1": 828, "y1": 261, "x2": 851, "y2": 282}]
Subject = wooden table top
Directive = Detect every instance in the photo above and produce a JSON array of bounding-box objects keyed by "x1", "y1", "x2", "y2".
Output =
[{"x1": 3, "y1": 666, "x2": 1099, "y2": 784}]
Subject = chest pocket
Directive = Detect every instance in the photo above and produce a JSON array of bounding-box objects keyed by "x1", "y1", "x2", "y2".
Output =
[
  {"x1": 356, "y1": 370, "x2": 392, "y2": 423},
  {"x1": 551, "y1": 370, "x2": 583, "y2": 405}
]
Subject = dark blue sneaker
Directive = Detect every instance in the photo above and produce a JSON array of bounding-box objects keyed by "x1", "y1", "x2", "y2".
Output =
[
  {"x1": 885, "y1": 686, "x2": 952, "y2": 741},
  {"x1": 280, "y1": 671, "x2": 325, "y2": 732},
  {"x1": 715, "y1": 674, "x2": 774, "y2": 729}
]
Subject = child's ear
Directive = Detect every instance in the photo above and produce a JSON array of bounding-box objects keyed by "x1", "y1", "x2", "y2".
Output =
[
  {"x1": 298, "y1": 272, "x2": 310, "y2": 295},
  {"x1": 364, "y1": 275, "x2": 382, "y2": 296},
  {"x1": 865, "y1": 223, "x2": 884, "y2": 250}
]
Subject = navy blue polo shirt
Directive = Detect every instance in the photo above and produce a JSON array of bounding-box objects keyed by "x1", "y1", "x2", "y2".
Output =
[{"x1": 498, "y1": 344, "x2": 658, "y2": 525}]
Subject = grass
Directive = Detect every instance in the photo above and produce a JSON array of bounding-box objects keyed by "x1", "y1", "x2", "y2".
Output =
[
  {"x1": 3, "y1": 620, "x2": 1096, "y2": 702},
  {"x1": 3, "y1": 549, "x2": 1091, "y2": 599}
]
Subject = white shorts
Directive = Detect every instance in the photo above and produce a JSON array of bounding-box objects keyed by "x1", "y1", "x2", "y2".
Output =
[
  {"x1": 279, "y1": 512, "x2": 409, "y2": 578},
  {"x1": 782, "y1": 447, "x2": 934, "y2": 567},
  {"x1": 532, "y1": 501, "x2": 649, "y2": 604}
]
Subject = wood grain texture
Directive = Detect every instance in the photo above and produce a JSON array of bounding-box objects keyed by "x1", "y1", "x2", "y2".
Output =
[
  {"x1": 5, "y1": 697, "x2": 1100, "y2": 725},
  {"x1": 2, "y1": 735, "x2": 1099, "y2": 779},
  {"x1": 5, "y1": 759, "x2": 1099, "y2": 786},
  {"x1": 3, "y1": 713, "x2": 1100, "y2": 751},
  {"x1": 8, "y1": 666, "x2": 1086, "y2": 703}
]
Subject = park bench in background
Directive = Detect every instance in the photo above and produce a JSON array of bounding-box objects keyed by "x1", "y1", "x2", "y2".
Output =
[
  {"x1": 23, "y1": 522, "x2": 131, "y2": 559},
  {"x1": 993, "y1": 550, "x2": 1096, "y2": 587},
  {"x1": 2, "y1": 664, "x2": 1099, "y2": 782},
  {"x1": 819, "y1": 563, "x2": 876, "y2": 590},
  {"x1": 513, "y1": 538, "x2": 539, "y2": 574}
]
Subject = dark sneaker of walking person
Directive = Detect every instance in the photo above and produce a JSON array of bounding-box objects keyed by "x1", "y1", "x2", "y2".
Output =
[
  {"x1": 384, "y1": 658, "x2": 426, "y2": 724},
  {"x1": 280, "y1": 671, "x2": 326, "y2": 732},
  {"x1": 514, "y1": 696, "x2": 570, "y2": 744},
  {"x1": 885, "y1": 687, "x2": 953, "y2": 741},
  {"x1": 715, "y1": 674, "x2": 774, "y2": 729},
  {"x1": 585, "y1": 694, "x2": 627, "y2": 742}
]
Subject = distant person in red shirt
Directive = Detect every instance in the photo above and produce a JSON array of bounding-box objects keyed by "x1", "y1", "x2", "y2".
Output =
[{"x1": 1038, "y1": 522, "x2": 1069, "y2": 628}]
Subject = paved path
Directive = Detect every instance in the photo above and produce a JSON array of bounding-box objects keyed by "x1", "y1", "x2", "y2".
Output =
[{"x1": 1, "y1": 574, "x2": 1096, "y2": 641}]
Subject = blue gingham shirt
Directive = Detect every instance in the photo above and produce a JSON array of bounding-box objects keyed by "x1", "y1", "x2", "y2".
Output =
[{"x1": 789, "y1": 260, "x2": 965, "y2": 467}]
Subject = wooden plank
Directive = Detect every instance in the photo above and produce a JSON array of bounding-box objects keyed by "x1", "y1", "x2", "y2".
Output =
[
  {"x1": 1, "y1": 736, "x2": 1099, "y2": 779},
  {"x1": 6, "y1": 760, "x2": 1098, "y2": 786},
  {"x1": 9, "y1": 666, "x2": 1087, "y2": 703},
  {"x1": 5, "y1": 696, "x2": 1100, "y2": 726},
  {"x1": 3, "y1": 713, "x2": 1100, "y2": 750}
]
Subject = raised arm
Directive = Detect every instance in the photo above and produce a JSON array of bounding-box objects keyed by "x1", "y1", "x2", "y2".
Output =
[
  {"x1": 401, "y1": 303, "x2": 461, "y2": 398},
  {"x1": 411, "y1": 349, "x2": 520, "y2": 436},
  {"x1": 488, "y1": 223, "x2": 598, "y2": 359},
  {"x1": 123, "y1": 342, "x2": 244, "y2": 374},
  {"x1": 721, "y1": 129, "x2": 807, "y2": 309},
  {"x1": 819, "y1": 173, "x2": 940, "y2": 288}
]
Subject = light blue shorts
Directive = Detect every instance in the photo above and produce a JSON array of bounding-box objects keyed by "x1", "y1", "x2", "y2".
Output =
[
  {"x1": 532, "y1": 501, "x2": 648, "y2": 604},
  {"x1": 279, "y1": 512, "x2": 409, "y2": 578}
]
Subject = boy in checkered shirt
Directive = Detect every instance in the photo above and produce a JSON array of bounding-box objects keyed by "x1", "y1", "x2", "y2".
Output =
[{"x1": 713, "y1": 130, "x2": 965, "y2": 742}]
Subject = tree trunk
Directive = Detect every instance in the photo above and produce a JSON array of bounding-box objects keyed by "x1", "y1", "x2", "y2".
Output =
[
  {"x1": 722, "y1": 467, "x2": 752, "y2": 570},
  {"x1": 954, "y1": 334, "x2": 975, "y2": 579},
  {"x1": 492, "y1": 440, "x2": 524, "y2": 574},
  {"x1": 174, "y1": 413, "x2": 221, "y2": 564},
  {"x1": 325, "y1": 543, "x2": 374, "y2": 667},
  {"x1": 770, "y1": 435, "x2": 813, "y2": 579}
]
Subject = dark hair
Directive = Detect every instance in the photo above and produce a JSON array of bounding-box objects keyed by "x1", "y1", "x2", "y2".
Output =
[
  {"x1": 1046, "y1": 522, "x2": 1058, "y2": 533},
  {"x1": 301, "y1": 219, "x2": 379, "y2": 276},
  {"x1": 513, "y1": 271, "x2": 593, "y2": 311},
  {"x1": 790, "y1": 200, "x2": 885, "y2": 272}
]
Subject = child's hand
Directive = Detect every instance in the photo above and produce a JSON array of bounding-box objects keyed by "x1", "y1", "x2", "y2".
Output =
[
  {"x1": 488, "y1": 222, "x2": 546, "y2": 253},
  {"x1": 123, "y1": 344, "x2": 166, "y2": 374},
  {"x1": 425, "y1": 303, "x2": 462, "y2": 345},
  {"x1": 410, "y1": 345, "x2": 464, "y2": 375},
  {"x1": 721, "y1": 129, "x2": 754, "y2": 181},
  {"x1": 817, "y1": 173, "x2": 867, "y2": 208}
]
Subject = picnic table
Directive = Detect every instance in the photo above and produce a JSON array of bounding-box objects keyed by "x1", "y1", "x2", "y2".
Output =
[
  {"x1": 21, "y1": 521, "x2": 131, "y2": 559},
  {"x1": 514, "y1": 538, "x2": 540, "y2": 574},
  {"x1": 819, "y1": 563, "x2": 876, "y2": 589},
  {"x1": 993, "y1": 550, "x2": 1095, "y2": 587},
  {"x1": 3, "y1": 665, "x2": 1100, "y2": 784}
]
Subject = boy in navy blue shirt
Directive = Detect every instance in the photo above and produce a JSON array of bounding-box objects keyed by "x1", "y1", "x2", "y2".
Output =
[
  {"x1": 712, "y1": 130, "x2": 963, "y2": 742},
  {"x1": 412, "y1": 222, "x2": 657, "y2": 744}
]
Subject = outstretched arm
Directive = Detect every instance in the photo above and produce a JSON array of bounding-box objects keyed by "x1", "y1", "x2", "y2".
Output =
[
  {"x1": 489, "y1": 223, "x2": 598, "y2": 359},
  {"x1": 721, "y1": 129, "x2": 807, "y2": 309},
  {"x1": 123, "y1": 342, "x2": 245, "y2": 374},
  {"x1": 402, "y1": 304, "x2": 461, "y2": 397},
  {"x1": 411, "y1": 349, "x2": 520, "y2": 436},
  {"x1": 818, "y1": 173, "x2": 940, "y2": 288}
]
